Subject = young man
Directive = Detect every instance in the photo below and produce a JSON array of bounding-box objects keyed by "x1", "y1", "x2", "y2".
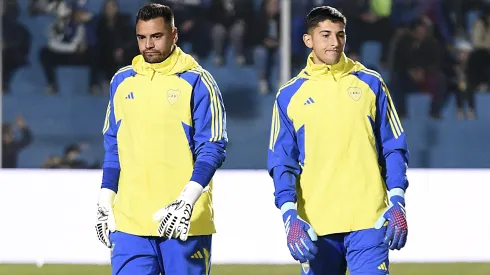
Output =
[
  {"x1": 95, "y1": 4, "x2": 227, "y2": 275},
  {"x1": 267, "y1": 6, "x2": 409, "y2": 275}
]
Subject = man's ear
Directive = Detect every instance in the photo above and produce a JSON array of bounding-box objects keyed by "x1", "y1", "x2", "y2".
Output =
[
  {"x1": 173, "y1": 27, "x2": 178, "y2": 44},
  {"x1": 303, "y1": 33, "x2": 313, "y2": 49}
]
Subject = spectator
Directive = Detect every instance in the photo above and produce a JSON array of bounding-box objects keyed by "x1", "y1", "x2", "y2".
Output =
[
  {"x1": 209, "y1": 0, "x2": 254, "y2": 66},
  {"x1": 39, "y1": 2, "x2": 97, "y2": 94},
  {"x1": 454, "y1": 0, "x2": 488, "y2": 37},
  {"x1": 42, "y1": 143, "x2": 98, "y2": 169},
  {"x1": 79, "y1": 1, "x2": 101, "y2": 94},
  {"x1": 253, "y1": 0, "x2": 280, "y2": 95},
  {"x1": 466, "y1": 4, "x2": 490, "y2": 96},
  {"x1": 42, "y1": 155, "x2": 64, "y2": 168},
  {"x1": 42, "y1": 143, "x2": 99, "y2": 169},
  {"x1": 340, "y1": 0, "x2": 394, "y2": 65},
  {"x1": 28, "y1": 0, "x2": 65, "y2": 16},
  {"x1": 390, "y1": 18, "x2": 447, "y2": 119},
  {"x1": 59, "y1": 144, "x2": 90, "y2": 168},
  {"x1": 95, "y1": 0, "x2": 136, "y2": 94},
  {"x1": 2, "y1": 0, "x2": 31, "y2": 94},
  {"x1": 444, "y1": 40, "x2": 475, "y2": 119},
  {"x1": 2, "y1": 116, "x2": 33, "y2": 168}
]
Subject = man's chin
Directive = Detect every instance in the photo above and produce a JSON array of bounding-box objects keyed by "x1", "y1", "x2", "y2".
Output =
[
  {"x1": 143, "y1": 54, "x2": 164, "y2": 64},
  {"x1": 322, "y1": 55, "x2": 341, "y2": 65},
  {"x1": 144, "y1": 58, "x2": 164, "y2": 64},
  {"x1": 322, "y1": 59, "x2": 340, "y2": 66}
]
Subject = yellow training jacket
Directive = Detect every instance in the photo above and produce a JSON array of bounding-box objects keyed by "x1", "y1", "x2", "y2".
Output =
[
  {"x1": 267, "y1": 53, "x2": 409, "y2": 236},
  {"x1": 102, "y1": 47, "x2": 227, "y2": 236}
]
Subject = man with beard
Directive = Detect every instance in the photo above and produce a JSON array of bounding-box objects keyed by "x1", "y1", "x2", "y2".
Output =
[{"x1": 94, "y1": 4, "x2": 227, "y2": 275}]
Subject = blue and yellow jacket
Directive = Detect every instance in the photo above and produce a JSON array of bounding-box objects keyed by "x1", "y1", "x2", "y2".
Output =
[
  {"x1": 268, "y1": 53, "x2": 409, "y2": 235},
  {"x1": 102, "y1": 47, "x2": 227, "y2": 236}
]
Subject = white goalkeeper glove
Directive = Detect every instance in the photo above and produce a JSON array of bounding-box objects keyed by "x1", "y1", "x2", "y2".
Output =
[
  {"x1": 153, "y1": 181, "x2": 203, "y2": 241},
  {"x1": 95, "y1": 188, "x2": 116, "y2": 248}
]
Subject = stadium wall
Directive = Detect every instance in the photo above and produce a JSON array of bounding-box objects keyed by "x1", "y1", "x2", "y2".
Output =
[{"x1": 0, "y1": 169, "x2": 489, "y2": 265}]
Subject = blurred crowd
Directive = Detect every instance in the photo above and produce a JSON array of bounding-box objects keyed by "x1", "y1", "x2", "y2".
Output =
[
  {"x1": 2, "y1": 0, "x2": 490, "y2": 168},
  {"x1": 2, "y1": 115, "x2": 99, "y2": 168}
]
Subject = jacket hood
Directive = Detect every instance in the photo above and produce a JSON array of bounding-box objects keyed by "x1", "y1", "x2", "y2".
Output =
[
  {"x1": 299, "y1": 52, "x2": 365, "y2": 80},
  {"x1": 131, "y1": 46, "x2": 199, "y2": 77}
]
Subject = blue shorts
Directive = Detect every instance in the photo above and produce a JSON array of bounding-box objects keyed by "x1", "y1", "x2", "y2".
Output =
[
  {"x1": 109, "y1": 231, "x2": 212, "y2": 275},
  {"x1": 301, "y1": 227, "x2": 389, "y2": 275}
]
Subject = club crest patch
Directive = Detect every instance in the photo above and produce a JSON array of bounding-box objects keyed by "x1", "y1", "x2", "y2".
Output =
[
  {"x1": 347, "y1": 87, "x2": 362, "y2": 101},
  {"x1": 167, "y1": 89, "x2": 180, "y2": 104}
]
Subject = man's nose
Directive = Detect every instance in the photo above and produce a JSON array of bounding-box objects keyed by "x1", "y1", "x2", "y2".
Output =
[{"x1": 146, "y1": 39, "x2": 154, "y2": 49}]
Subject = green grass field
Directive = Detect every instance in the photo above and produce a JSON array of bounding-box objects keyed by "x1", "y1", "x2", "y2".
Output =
[{"x1": 0, "y1": 263, "x2": 489, "y2": 275}]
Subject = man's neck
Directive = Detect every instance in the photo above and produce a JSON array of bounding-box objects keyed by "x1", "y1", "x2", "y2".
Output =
[{"x1": 312, "y1": 52, "x2": 324, "y2": 64}]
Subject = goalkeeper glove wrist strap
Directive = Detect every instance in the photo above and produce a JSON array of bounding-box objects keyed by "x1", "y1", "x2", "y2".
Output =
[
  {"x1": 180, "y1": 181, "x2": 204, "y2": 205},
  {"x1": 98, "y1": 188, "x2": 116, "y2": 208},
  {"x1": 389, "y1": 188, "x2": 405, "y2": 199},
  {"x1": 280, "y1": 201, "x2": 296, "y2": 215}
]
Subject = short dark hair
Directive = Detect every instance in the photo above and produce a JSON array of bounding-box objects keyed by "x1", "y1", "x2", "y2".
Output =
[
  {"x1": 306, "y1": 6, "x2": 346, "y2": 33},
  {"x1": 136, "y1": 3, "x2": 174, "y2": 26}
]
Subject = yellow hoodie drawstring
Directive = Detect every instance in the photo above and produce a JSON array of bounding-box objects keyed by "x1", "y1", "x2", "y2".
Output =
[{"x1": 150, "y1": 69, "x2": 156, "y2": 81}]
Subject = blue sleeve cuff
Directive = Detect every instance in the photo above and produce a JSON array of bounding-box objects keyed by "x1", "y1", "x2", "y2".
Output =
[
  {"x1": 271, "y1": 166, "x2": 298, "y2": 209},
  {"x1": 101, "y1": 167, "x2": 120, "y2": 193},
  {"x1": 385, "y1": 151, "x2": 409, "y2": 191},
  {"x1": 275, "y1": 193, "x2": 296, "y2": 209},
  {"x1": 190, "y1": 161, "x2": 216, "y2": 188}
]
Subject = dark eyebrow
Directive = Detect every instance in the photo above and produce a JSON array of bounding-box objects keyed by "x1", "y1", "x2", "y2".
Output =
[
  {"x1": 319, "y1": 30, "x2": 345, "y2": 35},
  {"x1": 136, "y1": 32, "x2": 164, "y2": 37}
]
